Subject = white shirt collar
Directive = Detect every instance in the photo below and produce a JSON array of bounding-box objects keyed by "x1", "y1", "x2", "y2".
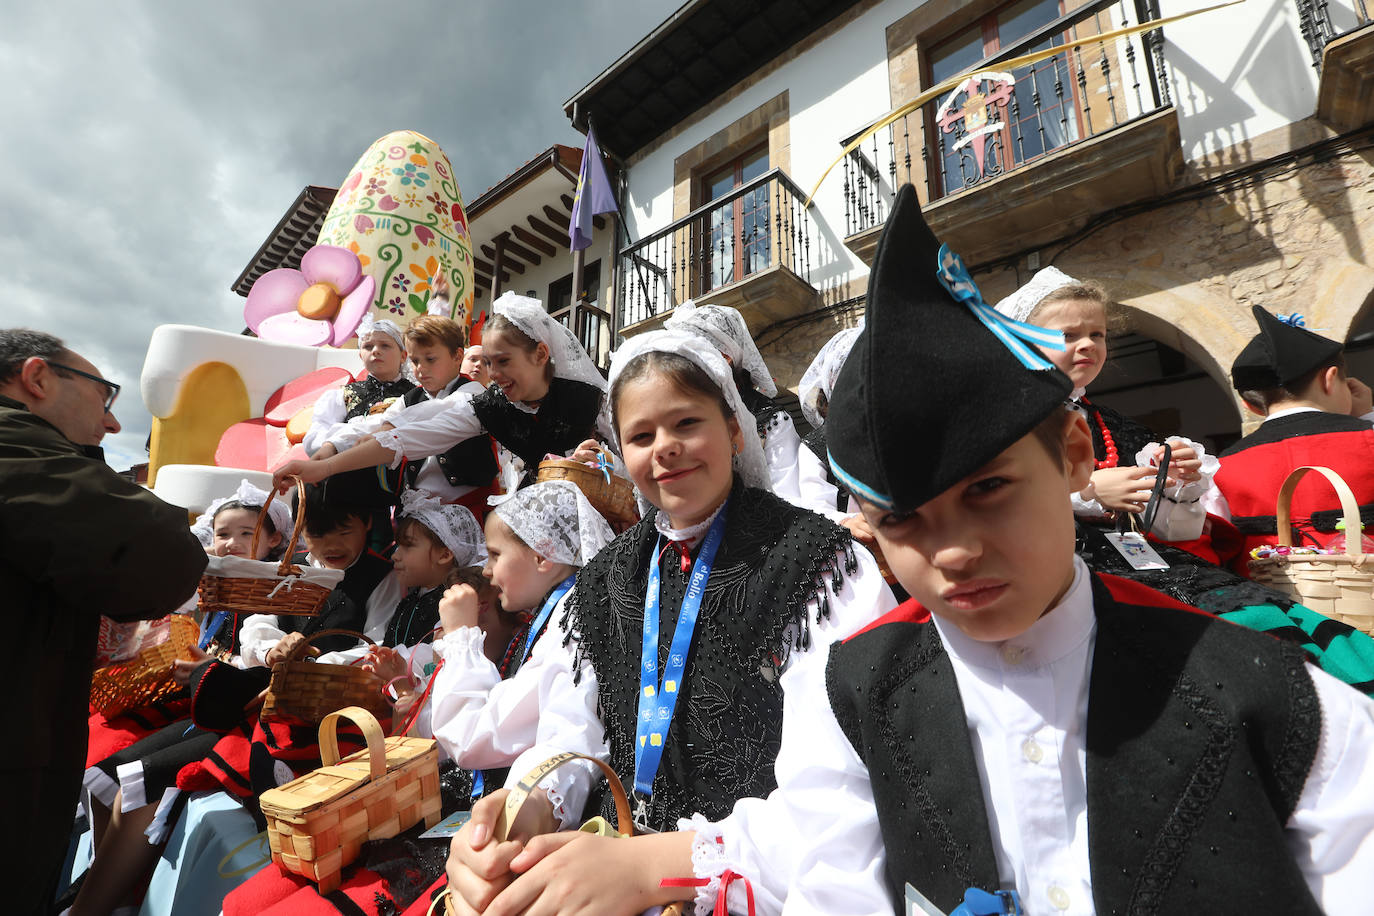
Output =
[
  {"x1": 653, "y1": 498, "x2": 728, "y2": 547},
  {"x1": 1263, "y1": 405, "x2": 1322, "y2": 423},
  {"x1": 932, "y1": 556, "x2": 1094, "y2": 671}
]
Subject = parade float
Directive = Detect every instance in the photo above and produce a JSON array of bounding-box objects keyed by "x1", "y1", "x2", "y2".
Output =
[{"x1": 144, "y1": 129, "x2": 474, "y2": 513}]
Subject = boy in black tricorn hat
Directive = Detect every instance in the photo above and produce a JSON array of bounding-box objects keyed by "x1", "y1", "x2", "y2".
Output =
[
  {"x1": 648, "y1": 186, "x2": 1374, "y2": 916},
  {"x1": 1213, "y1": 306, "x2": 1374, "y2": 558}
]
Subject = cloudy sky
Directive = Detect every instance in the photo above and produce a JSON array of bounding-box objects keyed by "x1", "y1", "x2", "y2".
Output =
[{"x1": 0, "y1": 0, "x2": 678, "y2": 470}]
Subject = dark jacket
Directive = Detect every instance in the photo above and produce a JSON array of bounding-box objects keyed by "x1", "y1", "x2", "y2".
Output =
[{"x1": 0, "y1": 395, "x2": 206, "y2": 850}]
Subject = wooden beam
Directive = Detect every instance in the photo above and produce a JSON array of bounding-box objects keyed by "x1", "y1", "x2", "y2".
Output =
[
  {"x1": 542, "y1": 205, "x2": 570, "y2": 231},
  {"x1": 512, "y1": 224, "x2": 556, "y2": 258},
  {"x1": 527, "y1": 214, "x2": 570, "y2": 249},
  {"x1": 481, "y1": 243, "x2": 524, "y2": 275},
  {"x1": 474, "y1": 257, "x2": 495, "y2": 275},
  {"x1": 559, "y1": 193, "x2": 604, "y2": 229},
  {"x1": 503, "y1": 237, "x2": 542, "y2": 266}
]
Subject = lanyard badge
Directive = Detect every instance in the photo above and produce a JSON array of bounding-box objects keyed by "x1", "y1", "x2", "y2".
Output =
[{"x1": 633, "y1": 501, "x2": 729, "y2": 815}]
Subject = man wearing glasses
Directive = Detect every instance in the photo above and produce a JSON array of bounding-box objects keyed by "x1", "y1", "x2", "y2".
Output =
[{"x1": 0, "y1": 328, "x2": 207, "y2": 912}]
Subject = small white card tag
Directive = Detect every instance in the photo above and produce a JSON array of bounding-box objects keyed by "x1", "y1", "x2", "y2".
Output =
[
  {"x1": 906, "y1": 883, "x2": 948, "y2": 916},
  {"x1": 1103, "y1": 532, "x2": 1170, "y2": 570},
  {"x1": 419, "y1": 809, "x2": 471, "y2": 839}
]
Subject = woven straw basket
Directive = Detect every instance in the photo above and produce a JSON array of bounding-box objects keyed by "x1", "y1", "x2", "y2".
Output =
[
  {"x1": 259, "y1": 706, "x2": 441, "y2": 894},
  {"x1": 1248, "y1": 466, "x2": 1374, "y2": 635},
  {"x1": 197, "y1": 477, "x2": 333, "y2": 618},
  {"x1": 89, "y1": 614, "x2": 198, "y2": 716},
  {"x1": 537, "y1": 445, "x2": 638, "y2": 530},
  {"x1": 442, "y1": 751, "x2": 683, "y2": 916},
  {"x1": 261, "y1": 629, "x2": 389, "y2": 726}
]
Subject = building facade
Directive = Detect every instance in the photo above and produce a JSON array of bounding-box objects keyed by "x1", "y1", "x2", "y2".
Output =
[{"x1": 569, "y1": 0, "x2": 1373, "y2": 449}]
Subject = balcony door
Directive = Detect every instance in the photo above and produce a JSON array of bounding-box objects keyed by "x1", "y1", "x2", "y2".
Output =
[
  {"x1": 701, "y1": 146, "x2": 770, "y2": 294},
  {"x1": 928, "y1": 0, "x2": 1083, "y2": 196}
]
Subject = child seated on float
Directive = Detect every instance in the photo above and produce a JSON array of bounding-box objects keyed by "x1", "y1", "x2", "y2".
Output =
[
  {"x1": 274, "y1": 291, "x2": 615, "y2": 499},
  {"x1": 664, "y1": 300, "x2": 802, "y2": 499},
  {"x1": 461, "y1": 343, "x2": 490, "y2": 387},
  {"x1": 310, "y1": 314, "x2": 496, "y2": 512},
  {"x1": 436, "y1": 329, "x2": 894, "y2": 916},
  {"x1": 1217, "y1": 305, "x2": 1374, "y2": 558},
  {"x1": 302, "y1": 313, "x2": 415, "y2": 456},
  {"x1": 553, "y1": 186, "x2": 1374, "y2": 916},
  {"x1": 71, "y1": 480, "x2": 292, "y2": 916}
]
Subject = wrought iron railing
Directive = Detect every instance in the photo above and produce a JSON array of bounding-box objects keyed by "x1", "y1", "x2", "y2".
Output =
[
  {"x1": 842, "y1": 0, "x2": 1172, "y2": 236},
  {"x1": 617, "y1": 168, "x2": 816, "y2": 328},
  {"x1": 550, "y1": 300, "x2": 613, "y2": 370},
  {"x1": 1295, "y1": 0, "x2": 1371, "y2": 68}
]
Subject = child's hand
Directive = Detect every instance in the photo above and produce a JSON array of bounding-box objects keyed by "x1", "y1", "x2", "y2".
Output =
[
  {"x1": 840, "y1": 513, "x2": 876, "y2": 545},
  {"x1": 311, "y1": 442, "x2": 338, "y2": 460},
  {"x1": 1089, "y1": 466, "x2": 1172, "y2": 514},
  {"x1": 272, "y1": 459, "x2": 329, "y2": 493},
  {"x1": 1348, "y1": 378, "x2": 1373, "y2": 417},
  {"x1": 362, "y1": 645, "x2": 408, "y2": 683},
  {"x1": 570, "y1": 439, "x2": 602, "y2": 463},
  {"x1": 432, "y1": 273, "x2": 451, "y2": 300},
  {"x1": 171, "y1": 644, "x2": 210, "y2": 686},
  {"x1": 265, "y1": 632, "x2": 317, "y2": 667},
  {"x1": 440, "y1": 583, "x2": 482, "y2": 632},
  {"x1": 1155, "y1": 441, "x2": 1202, "y2": 484},
  {"x1": 445, "y1": 790, "x2": 524, "y2": 914},
  {"x1": 495, "y1": 832, "x2": 692, "y2": 916}
]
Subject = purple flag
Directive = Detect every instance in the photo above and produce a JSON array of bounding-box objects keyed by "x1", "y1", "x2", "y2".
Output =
[{"x1": 570, "y1": 126, "x2": 619, "y2": 250}]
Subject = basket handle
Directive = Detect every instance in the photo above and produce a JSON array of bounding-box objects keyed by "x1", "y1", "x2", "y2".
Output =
[
  {"x1": 494, "y1": 752, "x2": 633, "y2": 842},
  {"x1": 1275, "y1": 466, "x2": 1364, "y2": 557},
  {"x1": 251, "y1": 476, "x2": 308, "y2": 577},
  {"x1": 282, "y1": 628, "x2": 377, "y2": 664},
  {"x1": 318, "y1": 705, "x2": 387, "y2": 781}
]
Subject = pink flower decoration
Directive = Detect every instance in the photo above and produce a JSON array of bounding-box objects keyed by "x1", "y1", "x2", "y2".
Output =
[
  {"x1": 243, "y1": 244, "x2": 377, "y2": 347},
  {"x1": 354, "y1": 214, "x2": 375, "y2": 233},
  {"x1": 379, "y1": 195, "x2": 399, "y2": 211},
  {"x1": 414, "y1": 225, "x2": 434, "y2": 246}
]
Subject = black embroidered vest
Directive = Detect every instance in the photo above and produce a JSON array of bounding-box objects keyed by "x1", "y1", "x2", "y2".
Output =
[
  {"x1": 384, "y1": 587, "x2": 441, "y2": 648},
  {"x1": 470, "y1": 377, "x2": 603, "y2": 470},
  {"x1": 825, "y1": 574, "x2": 1323, "y2": 916},
  {"x1": 401, "y1": 384, "x2": 499, "y2": 489},
  {"x1": 563, "y1": 480, "x2": 856, "y2": 832},
  {"x1": 279, "y1": 550, "x2": 393, "y2": 654},
  {"x1": 741, "y1": 385, "x2": 788, "y2": 444},
  {"x1": 342, "y1": 375, "x2": 416, "y2": 421}
]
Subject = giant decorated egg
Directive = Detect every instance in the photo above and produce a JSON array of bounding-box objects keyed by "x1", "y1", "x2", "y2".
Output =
[{"x1": 316, "y1": 130, "x2": 475, "y2": 331}]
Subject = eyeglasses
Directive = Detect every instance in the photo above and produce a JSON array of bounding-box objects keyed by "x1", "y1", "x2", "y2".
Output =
[{"x1": 46, "y1": 361, "x2": 121, "y2": 412}]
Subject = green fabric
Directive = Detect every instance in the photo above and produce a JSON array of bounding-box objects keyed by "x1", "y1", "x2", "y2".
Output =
[{"x1": 1220, "y1": 602, "x2": 1374, "y2": 691}]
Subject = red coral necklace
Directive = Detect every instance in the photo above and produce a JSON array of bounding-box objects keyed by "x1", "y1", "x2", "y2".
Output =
[{"x1": 1082, "y1": 397, "x2": 1118, "y2": 469}]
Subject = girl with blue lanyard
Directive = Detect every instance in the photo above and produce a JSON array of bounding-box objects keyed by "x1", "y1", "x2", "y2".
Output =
[
  {"x1": 426, "y1": 479, "x2": 614, "y2": 774},
  {"x1": 437, "y1": 330, "x2": 895, "y2": 916}
]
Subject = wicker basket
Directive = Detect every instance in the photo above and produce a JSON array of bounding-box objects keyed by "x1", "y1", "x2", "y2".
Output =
[
  {"x1": 89, "y1": 614, "x2": 199, "y2": 716},
  {"x1": 537, "y1": 445, "x2": 638, "y2": 530},
  {"x1": 197, "y1": 477, "x2": 334, "y2": 618},
  {"x1": 259, "y1": 706, "x2": 441, "y2": 894},
  {"x1": 261, "y1": 629, "x2": 390, "y2": 726},
  {"x1": 1248, "y1": 466, "x2": 1374, "y2": 635}
]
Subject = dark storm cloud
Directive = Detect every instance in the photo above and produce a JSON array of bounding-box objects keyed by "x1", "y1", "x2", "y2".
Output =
[{"x1": 0, "y1": 0, "x2": 675, "y2": 469}]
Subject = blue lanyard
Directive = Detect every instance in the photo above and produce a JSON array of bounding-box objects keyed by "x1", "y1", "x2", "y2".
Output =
[
  {"x1": 197, "y1": 611, "x2": 230, "y2": 651},
  {"x1": 634, "y1": 502, "x2": 728, "y2": 797},
  {"x1": 522, "y1": 575, "x2": 576, "y2": 662},
  {"x1": 471, "y1": 770, "x2": 485, "y2": 798}
]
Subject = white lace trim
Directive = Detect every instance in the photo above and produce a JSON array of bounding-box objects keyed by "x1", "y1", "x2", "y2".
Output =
[
  {"x1": 83, "y1": 765, "x2": 119, "y2": 808},
  {"x1": 798, "y1": 322, "x2": 863, "y2": 429},
  {"x1": 537, "y1": 769, "x2": 578, "y2": 830},
  {"x1": 493, "y1": 292, "x2": 608, "y2": 393},
  {"x1": 653, "y1": 497, "x2": 727, "y2": 546},
  {"x1": 115, "y1": 761, "x2": 148, "y2": 812},
  {"x1": 680, "y1": 813, "x2": 729, "y2": 916},
  {"x1": 665, "y1": 301, "x2": 777, "y2": 398},
  {"x1": 494, "y1": 480, "x2": 615, "y2": 566},
  {"x1": 398, "y1": 489, "x2": 487, "y2": 566},
  {"x1": 375, "y1": 428, "x2": 407, "y2": 468},
  {"x1": 435, "y1": 625, "x2": 486, "y2": 660}
]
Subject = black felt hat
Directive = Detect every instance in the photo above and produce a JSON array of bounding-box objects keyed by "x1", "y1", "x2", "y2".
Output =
[
  {"x1": 1230, "y1": 305, "x2": 1343, "y2": 391},
  {"x1": 825, "y1": 184, "x2": 1073, "y2": 514}
]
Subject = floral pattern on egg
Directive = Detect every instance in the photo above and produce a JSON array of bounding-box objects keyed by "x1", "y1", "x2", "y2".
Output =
[{"x1": 316, "y1": 130, "x2": 475, "y2": 332}]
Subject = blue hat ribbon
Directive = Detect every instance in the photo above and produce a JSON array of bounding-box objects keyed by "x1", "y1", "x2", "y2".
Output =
[{"x1": 937, "y1": 244, "x2": 1066, "y2": 371}]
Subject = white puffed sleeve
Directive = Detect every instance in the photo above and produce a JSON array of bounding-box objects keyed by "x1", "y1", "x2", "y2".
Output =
[
  {"x1": 237, "y1": 614, "x2": 284, "y2": 669},
  {"x1": 676, "y1": 549, "x2": 896, "y2": 915},
  {"x1": 791, "y1": 445, "x2": 851, "y2": 523},
  {"x1": 764, "y1": 413, "x2": 803, "y2": 505},
  {"x1": 374, "y1": 391, "x2": 484, "y2": 468},
  {"x1": 304, "y1": 387, "x2": 346, "y2": 456},
  {"x1": 1134, "y1": 436, "x2": 1218, "y2": 542},
  {"x1": 1286, "y1": 663, "x2": 1374, "y2": 910},
  {"x1": 430, "y1": 592, "x2": 575, "y2": 770}
]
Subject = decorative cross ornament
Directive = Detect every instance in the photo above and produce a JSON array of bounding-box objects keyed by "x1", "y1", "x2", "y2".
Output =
[{"x1": 935, "y1": 73, "x2": 1016, "y2": 181}]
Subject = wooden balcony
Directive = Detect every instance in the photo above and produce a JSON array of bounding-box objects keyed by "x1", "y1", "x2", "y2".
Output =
[{"x1": 1316, "y1": 23, "x2": 1374, "y2": 131}]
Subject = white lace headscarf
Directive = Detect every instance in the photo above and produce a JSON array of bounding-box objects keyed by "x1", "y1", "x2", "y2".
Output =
[
  {"x1": 664, "y1": 300, "x2": 777, "y2": 398},
  {"x1": 994, "y1": 266, "x2": 1078, "y2": 324},
  {"x1": 356, "y1": 313, "x2": 413, "y2": 382},
  {"x1": 798, "y1": 320, "x2": 864, "y2": 430},
  {"x1": 398, "y1": 490, "x2": 488, "y2": 567},
  {"x1": 491, "y1": 291, "x2": 608, "y2": 393},
  {"x1": 191, "y1": 479, "x2": 293, "y2": 549},
  {"x1": 494, "y1": 480, "x2": 614, "y2": 567},
  {"x1": 608, "y1": 329, "x2": 769, "y2": 490}
]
